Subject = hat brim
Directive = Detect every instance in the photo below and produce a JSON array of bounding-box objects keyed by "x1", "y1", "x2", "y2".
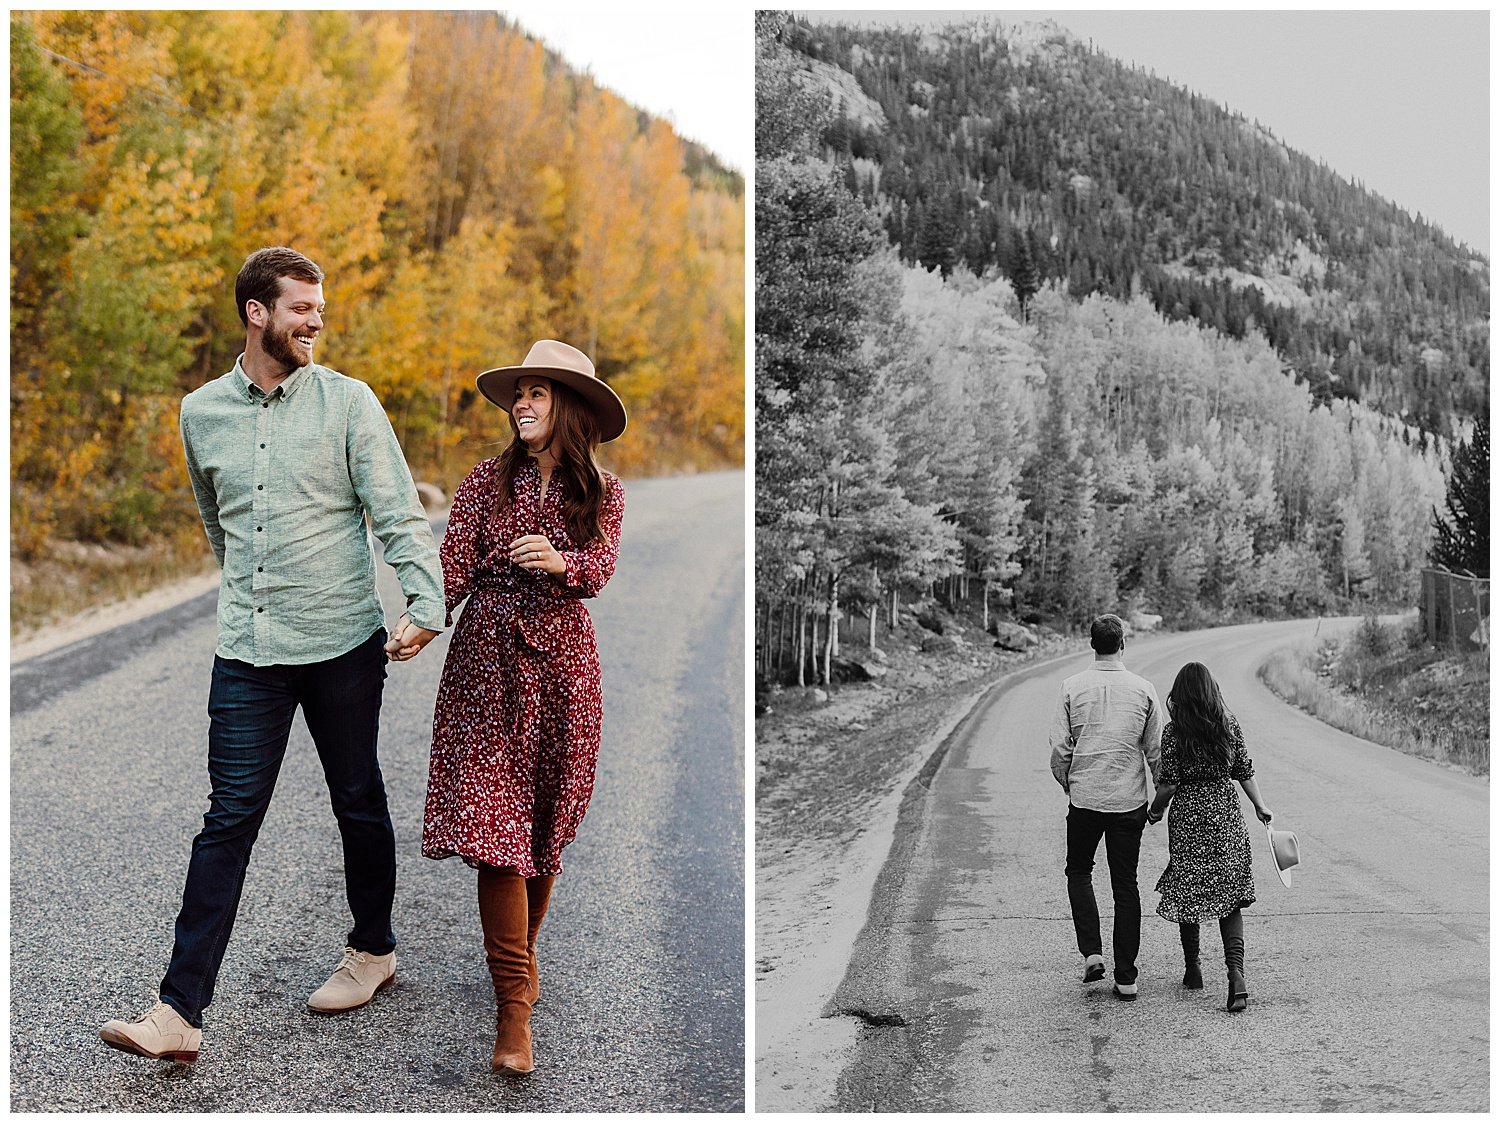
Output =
[
  {"x1": 476, "y1": 365, "x2": 628, "y2": 443},
  {"x1": 1266, "y1": 825, "x2": 1297, "y2": 888}
]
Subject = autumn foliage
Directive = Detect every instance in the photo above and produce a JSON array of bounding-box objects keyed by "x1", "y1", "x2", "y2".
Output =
[{"x1": 11, "y1": 11, "x2": 744, "y2": 560}]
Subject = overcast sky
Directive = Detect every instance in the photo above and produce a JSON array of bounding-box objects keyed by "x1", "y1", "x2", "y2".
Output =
[
  {"x1": 500, "y1": 6, "x2": 752, "y2": 175},
  {"x1": 799, "y1": 9, "x2": 1489, "y2": 257}
]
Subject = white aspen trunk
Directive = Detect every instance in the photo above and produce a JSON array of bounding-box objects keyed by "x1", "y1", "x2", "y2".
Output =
[
  {"x1": 826, "y1": 573, "x2": 839, "y2": 679},
  {"x1": 795, "y1": 602, "x2": 806, "y2": 687},
  {"x1": 982, "y1": 580, "x2": 990, "y2": 630}
]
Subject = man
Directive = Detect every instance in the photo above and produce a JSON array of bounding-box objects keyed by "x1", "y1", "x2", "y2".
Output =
[
  {"x1": 100, "y1": 247, "x2": 445, "y2": 1063},
  {"x1": 1049, "y1": 613, "x2": 1163, "y2": 1001}
]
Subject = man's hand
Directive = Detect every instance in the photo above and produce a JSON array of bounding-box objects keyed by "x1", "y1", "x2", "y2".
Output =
[{"x1": 385, "y1": 613, "x2": 440, "y2": 662}]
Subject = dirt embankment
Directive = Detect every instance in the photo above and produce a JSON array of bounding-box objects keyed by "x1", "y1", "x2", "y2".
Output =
[{"x1": 755, "y1": 602, "x2": 1072, "y2": 1109}]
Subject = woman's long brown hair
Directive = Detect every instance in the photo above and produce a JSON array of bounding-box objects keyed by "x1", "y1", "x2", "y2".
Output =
[
  {"x1": 1166, "y1": 661, "x2": 1232, "y2": 772},
  {"x1": 493, "y1": 379, "x2": 606, "y2": 545}
]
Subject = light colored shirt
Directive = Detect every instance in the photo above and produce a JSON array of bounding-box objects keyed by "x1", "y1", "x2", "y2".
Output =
[
  {"x1": 1049, "y1": 658, "x2": 1164, "y2": 812},
  {"x1": 180, "y1": 356, "x2": 444, "y2": 666}
]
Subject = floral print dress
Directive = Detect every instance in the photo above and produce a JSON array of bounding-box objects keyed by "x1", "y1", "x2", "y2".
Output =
[
  {"x1": 421, "y1": 456, "x2": 624, "y2": 876},
  {"x1": 1154, "y1": 713, "x2": 1257, "y2": 923}
]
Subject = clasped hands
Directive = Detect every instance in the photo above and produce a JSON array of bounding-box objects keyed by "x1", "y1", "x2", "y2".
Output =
[
  {"x1": 385, "y1": 534, "x2": 563, "y2": 662},
  {"x1": 385, "y1": 614, "x2": 440, "y2": 662}
]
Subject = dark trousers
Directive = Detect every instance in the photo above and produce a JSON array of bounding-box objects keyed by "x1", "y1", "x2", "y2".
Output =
[
  {"x1": 160, "y1": 630, "x2": 395, "y2": 1027},
  {"x1": 1065, "y1": 802, "x2": 1148, "y2": 984}
]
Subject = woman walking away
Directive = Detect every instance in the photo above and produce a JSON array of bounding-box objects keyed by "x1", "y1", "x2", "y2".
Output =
[
  {"x1": 391, "y1": 339, "x2": 626, "y2": 1074},
  {"x1": 1146, "y1": 662, "x2": 1273, "y2": 1013}
]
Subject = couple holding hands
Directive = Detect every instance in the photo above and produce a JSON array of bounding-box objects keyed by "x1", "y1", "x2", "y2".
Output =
[
  {"x1": 99, "y1": 247, "x2": 626, "y2": 1077},
  {"x1": 1052, "y1": 614, "x2": 1281, "y2": 1013}
]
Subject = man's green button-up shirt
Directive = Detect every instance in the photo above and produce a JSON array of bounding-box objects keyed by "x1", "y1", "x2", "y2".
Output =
[{"x1": 180, "y1": 357, "x2": 444, "y2": 666}]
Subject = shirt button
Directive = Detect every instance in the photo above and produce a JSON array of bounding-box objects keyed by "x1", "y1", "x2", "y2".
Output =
[
  {"x1": 260, "y1": 443, "x2": 266, "y2": 449},
  {"x1": 257, "y1": 484, "x2": 264, "y2": 491},
  {"x1": 257, "y1": 607, "x2": 264, "y2": 613},
  {"x1": 257, "y1": 566, "x2": 263, "y2": 573},
  {"x1": 262, "y1": 402, "x2": 269, "y2": 408},
  {"x1": 257, "y1": 526, "x2": 263, "y2": 532}
]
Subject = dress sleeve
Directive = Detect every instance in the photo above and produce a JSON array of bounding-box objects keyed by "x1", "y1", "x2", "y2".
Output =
[
  {"x1": 1227, "y1": 713, "x2": 1254, "y2": 780},
  {"x1": 439, "y1": 461, "x2": 494, "y2": 626},
  {"x1": 548, "y1": 477, "x2": 625, "y2": 600},
  {"x1": 1157, "y1": 723, "x2": 1180, "y2": 787}
]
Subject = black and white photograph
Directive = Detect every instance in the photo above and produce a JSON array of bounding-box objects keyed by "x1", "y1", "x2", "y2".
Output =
[{"x1": 754, "y1": 10, "x2": 1487, "y2": 1112}]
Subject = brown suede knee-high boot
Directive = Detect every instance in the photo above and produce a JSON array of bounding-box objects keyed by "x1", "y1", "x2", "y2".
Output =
[
  {"x1": 477, "y1": 866, "x2": 533, "y2": 1074},
  {"x1": 524, "y1": 875, "x2": 556, "y2": 1006}
]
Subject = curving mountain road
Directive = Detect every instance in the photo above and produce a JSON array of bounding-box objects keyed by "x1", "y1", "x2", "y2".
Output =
[
  {"x1": 10, "y1": 470, "x2": 745, "y2": 1112},
  {"x1": 827, "y1": 618, "x2": 1486, "y2": 1112}
]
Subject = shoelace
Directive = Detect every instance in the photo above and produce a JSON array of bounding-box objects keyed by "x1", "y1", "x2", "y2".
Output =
[
  {"x1": 137, "y1": 1001, "x2": 174, "y2": 1024},
  {"x1": 335, "y1": 947, "x2": 369, "y2": 976}
]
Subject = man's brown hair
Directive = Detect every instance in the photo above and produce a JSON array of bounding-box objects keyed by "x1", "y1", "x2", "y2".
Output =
[{"x1": 234, "y1": 246, "x2": 324, "y2": 327}]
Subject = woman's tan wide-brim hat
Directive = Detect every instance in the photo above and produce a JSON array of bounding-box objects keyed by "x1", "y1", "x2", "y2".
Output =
[
  {"x1": 1266, "y1": 823, "x2": 1300, "y2": 888},
  {"x1": 476, "y1": 339, "x2": 627, "y2": 443}
]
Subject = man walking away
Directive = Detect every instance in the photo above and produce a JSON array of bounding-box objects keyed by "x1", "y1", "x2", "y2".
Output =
[
  {"x1": 99, "y1": 247, "x2": 445, "y2": 1062},
  {"x1": 1050, "y1": 613, "x2": 1163, "y2": 1000}
]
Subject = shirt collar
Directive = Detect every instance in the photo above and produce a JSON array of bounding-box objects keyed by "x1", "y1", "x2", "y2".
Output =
[
  {"x1": 232, "y1": 354, "x2": 316, "y2": 401},
  {"x1": 1092, "y1": 658, "x2": 1126, "y2": 670}
]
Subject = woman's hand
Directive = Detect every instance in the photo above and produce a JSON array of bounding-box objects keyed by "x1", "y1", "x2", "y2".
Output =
[
  {"x1": 509, "y1": 533, "x2": 565, "y2": 575},
  {"x1": 1255, "y1": 806, "x2": 1274, "y2": 825}
]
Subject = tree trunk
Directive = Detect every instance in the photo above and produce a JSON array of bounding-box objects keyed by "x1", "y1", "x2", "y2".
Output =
[
  {"x1": 795, "y1": 601, "x2": 806, "y2": 687},
  {"x1": 825, "y1": 573, "x2": 839, "y2": 682}
]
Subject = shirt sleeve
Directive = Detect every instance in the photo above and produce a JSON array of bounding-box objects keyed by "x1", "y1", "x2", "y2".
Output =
[
  {"x1": 180, "y1": 407, "x2": 225, "y2": 568},
  {"x1": 438, "y1": 461, "x2": 493, "y2": 627},
  {"x1": 1157, "y1": 723, "x2": 1180, "y2": 787},
  {"x1": 346, "y1": 384, "x2": 445, "y2": 633},
  {"x1": 1048, "y1": 685, "x2": 1075, "y2": 791},
  {"x1": 1227, "y1": 713, "x2": 1255, "y2": 780},
  {"x1": 547, "y1": 476, "x2": 625, "y2": 600},
  {"x1": 1142, "y1": 683, "x2": 1165, "y2": 783}
]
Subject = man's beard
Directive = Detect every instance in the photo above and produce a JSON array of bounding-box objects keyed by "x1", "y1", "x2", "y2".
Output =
[{"x1": 263, "y1": 321, "x2": 310, "y2": 370}]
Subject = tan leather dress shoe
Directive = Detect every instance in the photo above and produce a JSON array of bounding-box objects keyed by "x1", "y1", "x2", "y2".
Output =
[
  {"x1": 100, "y1": 1001, "x2": 202, "y2": 1063},
  {"x1": 307, "y1": 947, "x2": 397, "y2": 1013}
]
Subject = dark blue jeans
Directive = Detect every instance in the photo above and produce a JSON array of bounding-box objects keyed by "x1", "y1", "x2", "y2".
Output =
[
  {"x1": 160, "y1": 629, "x2": 396, "y2": 1027},
  {"x1": 1065, "y1": 802, "x2": 1148, "y2": 985}
]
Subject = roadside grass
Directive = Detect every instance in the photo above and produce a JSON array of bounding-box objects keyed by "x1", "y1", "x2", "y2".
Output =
[
  {"x1": 11, "y1": 536, "x2": 215, "y2": 636},
  {"x1": 1258, "y1": 618, "x2": 1489, "y2": 776}
]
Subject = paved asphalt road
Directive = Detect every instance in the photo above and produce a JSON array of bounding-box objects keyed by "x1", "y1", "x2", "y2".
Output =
[
  {"x1": 827, "y1": 618, "x2": 1487, "y2": 1112},
  {"x1": 10, "y1": 470, "x2": 745, "y2": 1112}
]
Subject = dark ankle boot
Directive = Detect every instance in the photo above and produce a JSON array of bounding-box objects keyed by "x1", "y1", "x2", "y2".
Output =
[
  {"x1": 478, "y1": 866, "x2": 534, "y2": 1074},
  {"x1": 524, "y1": 875, "x2": 556, "y2": 1006},
  {"x1": 1179, "y1": 922, "x2": 1203, "y2": 989},
  {"x1": 1220, "y1": 909, "x2": 1247, "y2": 1013}
]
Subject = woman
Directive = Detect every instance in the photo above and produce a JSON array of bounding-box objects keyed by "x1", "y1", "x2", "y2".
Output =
[
  {"x1": 1146, "y1": 662, "x2": 1273, "y2": 1013},
  {"x1": 398, "y1": 339, "x2": 625, "y2": 1074}
]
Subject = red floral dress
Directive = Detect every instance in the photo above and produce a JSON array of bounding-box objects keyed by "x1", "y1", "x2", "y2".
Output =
[{"x1": 421, "y1": 456, "x2": 624, "y2": 875}]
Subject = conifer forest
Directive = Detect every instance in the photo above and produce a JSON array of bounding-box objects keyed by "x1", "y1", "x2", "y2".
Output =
[
  {"x1": 11, "y1": 11, "x2": 745, "y2": 560},
  {"x1": 755, "y1": 14, "x2": 1481, "y2": 683}
]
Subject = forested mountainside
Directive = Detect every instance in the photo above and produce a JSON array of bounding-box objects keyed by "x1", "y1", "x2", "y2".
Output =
[
  {"x1": 784, "y1": 16, "x2": 1487, "y2": 438},
  {"x1": 756, "y1": 13, "x2": 1451, "y2": 679}
]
